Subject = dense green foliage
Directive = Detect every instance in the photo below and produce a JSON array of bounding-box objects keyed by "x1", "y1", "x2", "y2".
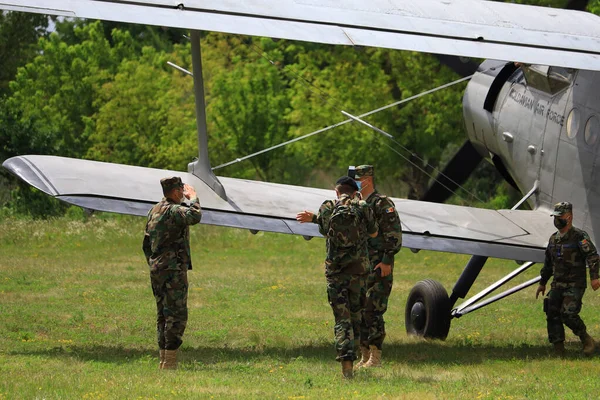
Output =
[{"x1": 0, "y1": 0, "x2": 598, "y2": 216}]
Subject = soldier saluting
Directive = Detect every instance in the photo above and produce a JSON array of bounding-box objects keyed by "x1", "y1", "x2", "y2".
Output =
[
  {"x1": 143, "y1": 177, "x2": 202, "y2": 370},
  {"x1": 536, "y1": 202, "x2": 600, "y2": 356}
]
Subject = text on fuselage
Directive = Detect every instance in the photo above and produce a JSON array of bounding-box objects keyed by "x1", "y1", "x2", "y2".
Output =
[{"x1": 509, "y1": 89, "x2": 565, "y2": 126}]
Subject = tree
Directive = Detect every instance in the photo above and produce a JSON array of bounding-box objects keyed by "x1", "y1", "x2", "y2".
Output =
[
  {"x1": 87, "y1": 44, "x2": 198, "y2": 171},
  {"x1": 207, "y1": 37, "x2": 293, "y2": 182},
  {"x1": 285, "y1": 43, "x2": 465, "y2": 198},
  {"x1": 6, "y1": 21, "x2": 135, "y2": 158},
  {"x1": 0, "y1": 12, "x2": 49, "y2": 97}
]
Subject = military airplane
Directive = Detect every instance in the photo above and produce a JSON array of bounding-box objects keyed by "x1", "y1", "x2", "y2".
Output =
[{"x1": 2, "y1": 0, "x2": 600, "y2": 340}]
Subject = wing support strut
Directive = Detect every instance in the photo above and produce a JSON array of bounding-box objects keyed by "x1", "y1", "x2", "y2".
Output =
[
  {"x1": 512, "y1": 180, "x2": 539, "y2": 211},
  {"x1": 452, "y1": 262, "x2": 540, "y2": 317},
  {"x1": 188, "y1": 30, "x2": 227, "y2": 200}
]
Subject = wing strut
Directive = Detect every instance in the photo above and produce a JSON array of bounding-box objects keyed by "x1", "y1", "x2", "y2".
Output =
[
  {"x1": 188, "y1": 30, "x2": 227, "y2": 200},
  {"x1": 452, "y1": 262, "x2": 540, "y2": 317}
]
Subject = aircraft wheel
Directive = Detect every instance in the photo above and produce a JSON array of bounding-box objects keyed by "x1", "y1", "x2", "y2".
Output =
[{"x1": 405, "y1": 279, "x2": 451, "y2": 340}]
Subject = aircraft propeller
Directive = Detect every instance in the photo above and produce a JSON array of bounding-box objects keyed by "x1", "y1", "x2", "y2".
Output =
[{"x1": 566, "y1": 0, "x2": 589, "y2": 10}]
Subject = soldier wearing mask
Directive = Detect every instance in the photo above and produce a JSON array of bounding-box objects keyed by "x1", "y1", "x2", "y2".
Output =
[
  {"x1": 536, "y1": 202, "x2": 600, "y2": 356},
  {"x1": 296, "y1": 176, "x2": 378, "y2": 379},
  {"x1": 349, "y1": 165, "x2": 402, "y2": 368},
  {"x1": 143, "y1": 177, "x2": 202, "y2": 369}
]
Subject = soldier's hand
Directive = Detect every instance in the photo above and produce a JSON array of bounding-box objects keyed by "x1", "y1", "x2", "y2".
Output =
[
  {"x1": 375, "y1": 262, "x2": 392, "y2": 277},
  {"x1": 296, "y1": 210, "x2": 314, "y2": 223},
  {"x1": 183, "y1": 184, "x2": 197, "y2": 200},
  {"x1": 591, "y1": 279, "x2": 600, "y2": 291},
  {"x1": 535, "y1": 284, "x2": 546, "y2": 299}
]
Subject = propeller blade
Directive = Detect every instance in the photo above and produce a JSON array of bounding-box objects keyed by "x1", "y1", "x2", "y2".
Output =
[
  {"x1": 565, "y1": 0, "x2": 589, "y2": 10},
  {"x1": 435, "y1": 55, "x2": 479, "y2": 78},
  {"x1": 421, "y1": 140, "x2": 482, "y2": 203}
]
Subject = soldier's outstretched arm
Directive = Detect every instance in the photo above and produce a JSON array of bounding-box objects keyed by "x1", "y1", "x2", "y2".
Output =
[
  {"x1": 314, "y1": 200, "x2": 335, "y2": 236},
  {"x1": 296, "y1": 211, "x2": 315, "y2": 223}
]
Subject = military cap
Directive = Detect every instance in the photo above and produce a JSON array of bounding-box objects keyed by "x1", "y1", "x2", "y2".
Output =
[
  {"x1": 335, "y1": 176, "x2": 359, "y2": 191},
  {"x1": 354, "y1": 165, "x2": 374, "y2": 179},
  {"x1": 160, "y1": 176, "x2": 184, "y2": 192},
  {"x1": 551, "y1": 201, "x2": 572, "y2": 216}
]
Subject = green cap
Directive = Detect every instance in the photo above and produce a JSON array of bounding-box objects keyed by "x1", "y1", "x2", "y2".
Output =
[
  {"x1": 354, "y1": 165, "x2": 374, "y2": 179},
  {"x1": 551, "y1": 202, "x2": 572, "y2": 216},
  {"x1": 160, "y1": 176, "x2": 184, "y2": 192}
]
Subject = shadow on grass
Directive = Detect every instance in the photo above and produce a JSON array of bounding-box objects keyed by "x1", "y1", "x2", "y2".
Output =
[{"x1": 11, "y1": 340, "x2": 581, "y2": 366}]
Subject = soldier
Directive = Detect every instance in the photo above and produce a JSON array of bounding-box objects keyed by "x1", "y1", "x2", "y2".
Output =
[
  {"x1": 296, "y1": 176, "x2": 378, "y2": 379},
  {"x1": 350, "y1": 165, "x2": 402, "y2": 368},
  {"x1": 535, "y1": 202, "x2": 600, "y2": 356},
  {"x1": 143, "y1": 177, "x2": 202, "y2": 370}
]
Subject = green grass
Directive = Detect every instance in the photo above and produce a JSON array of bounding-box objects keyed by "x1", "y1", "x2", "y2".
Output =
[{"x1": 1, "y1": 214, "x2": 599, "y2": 399}]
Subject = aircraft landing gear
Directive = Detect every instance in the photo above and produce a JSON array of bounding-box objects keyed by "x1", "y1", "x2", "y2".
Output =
[
  {"x1": 405, "y1": 257, "x2": 540, "y2": 340},
  {"x1": 405, "y1": 279, "x2": 451, "y2": 340}
]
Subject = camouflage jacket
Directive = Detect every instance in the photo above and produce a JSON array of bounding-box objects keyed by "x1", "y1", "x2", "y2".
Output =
[
  {"x1": 364, "y1": 190, "x2": 402, "y2": 265},
  {"x1": 313, "y1": 194, "x2": 378, "y2": 276},
  {"x1": 540, "y1": 226, "x2": 600, "y2": 289},
  {"x1": 142, "y1": 197, "x2": 202, "y2": 271}
]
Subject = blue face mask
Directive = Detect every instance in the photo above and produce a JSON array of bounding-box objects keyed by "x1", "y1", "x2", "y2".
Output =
[{"x1": 355, "y1": 180, "x2": 362, "y2": 191}]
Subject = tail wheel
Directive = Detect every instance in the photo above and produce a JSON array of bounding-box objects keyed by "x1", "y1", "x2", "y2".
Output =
[{"x1": 405, "y1": 279, "x2": 451, "y2": 340}]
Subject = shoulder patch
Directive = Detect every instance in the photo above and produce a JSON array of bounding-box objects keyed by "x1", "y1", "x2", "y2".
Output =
[
  {"x1": 580, "y1": 238, "x2": 591, "y2": 252},
  {"x1": 385, "y1": 207, "x2": 395, "y2": 213}
]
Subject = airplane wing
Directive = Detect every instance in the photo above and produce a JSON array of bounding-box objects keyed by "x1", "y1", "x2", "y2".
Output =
[
  {"x1": 3, "y1": 155, "x2": 551, "y2": 263},
  {"x1": 1, "y1": 0, "x2": 600, "y2": 71}
]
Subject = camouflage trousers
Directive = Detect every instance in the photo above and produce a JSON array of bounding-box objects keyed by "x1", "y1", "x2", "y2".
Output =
[
  {"x1": 150, "y1": 268, "x2": 189, "y2": 350},
  {"x1": 326, "y1": 272, "x2": 366, "y2": 362},
  {"x1": 360, "y1": 259, "x2": 393, "y2": 350},
  {"x1": 546, "y1": 287, "x2": 587, "y2": 343}
]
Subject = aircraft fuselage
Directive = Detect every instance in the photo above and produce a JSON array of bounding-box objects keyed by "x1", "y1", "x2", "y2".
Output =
[{"x1": 464, "y1": 61, "x2": 600, "y2": 243}]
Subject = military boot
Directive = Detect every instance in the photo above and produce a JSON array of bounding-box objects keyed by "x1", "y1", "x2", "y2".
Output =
[
  {"x1": 581, "y1": 333, "x2": 596, "y2": 356},
  {"x1": 363, "y1": 345, "x2": 382, "y2": 368},
  {"x1": 354, "y1": 346, "x2": 370, "y2": 369},
  {"x1": 341, "y1": 360, "x2": 353, "y2": 379},
  {"x1": 163, "y1": 349, "x2": 178, "y2": 370},
  {"x1": 553, "y1": 341, "x2": 565, "y2": 356},
  {"x1": 159, "y1": 349, "x2": 166, "y2": 369}
]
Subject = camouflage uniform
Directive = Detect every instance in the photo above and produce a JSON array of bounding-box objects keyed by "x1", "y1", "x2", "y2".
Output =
[
  {"x1": 355, "y1": 166, "x2": 402, "y2": 351},
  {"x1": 313, "y1": 193, "x2": 378, "y2": 361},
  {"x1": 540, "y1": 203, "x2": 599, "y2": 344},
  {"x1": 142, "y1": 177, "x2": 202, "y2": 351}
]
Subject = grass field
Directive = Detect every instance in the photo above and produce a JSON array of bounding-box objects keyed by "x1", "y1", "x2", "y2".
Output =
[{"x1": 1, "y1": 213, "x2": 599, "y2": 399}]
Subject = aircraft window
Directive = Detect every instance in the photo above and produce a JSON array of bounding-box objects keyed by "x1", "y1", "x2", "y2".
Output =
[
  {"x1": 548, "y1": 67, "x2": 573, "y2": 93},
  {"x1": 585, "y1": 116, "x2": 600, "y2": 147},
  {"x1": 566, "y1": 108, "x2": 580, "y2": 139},
  {"x1": 522, "y1": 65, "x2": 573, "y2": 94}
]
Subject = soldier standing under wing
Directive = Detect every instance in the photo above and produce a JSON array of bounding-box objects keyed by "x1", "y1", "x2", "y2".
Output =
[
  {"x1": 143, "y1": 177, "x2": 202, "y2": 370},
  {"x1": 350, "y1": 165, "x2": 402, "y2": 368},
  {"x1": 296, "y1": 176, "x2": 378, "y2": 379},
  {"x1": 535, "y1": 202, "x2": 600, "y2": 356}
]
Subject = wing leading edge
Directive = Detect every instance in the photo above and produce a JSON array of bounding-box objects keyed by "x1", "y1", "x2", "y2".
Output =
[
  {"x1": 1, "y1": 0, "x2": 600, "y2": 70},
  {"x1": 3, "y1": 155, "x2": 551, "y2": 263}
]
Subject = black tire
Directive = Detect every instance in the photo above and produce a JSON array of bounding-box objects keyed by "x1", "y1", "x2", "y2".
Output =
[{"x1": 405, "y1": 279, "x2": 451, "y2": 340}]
